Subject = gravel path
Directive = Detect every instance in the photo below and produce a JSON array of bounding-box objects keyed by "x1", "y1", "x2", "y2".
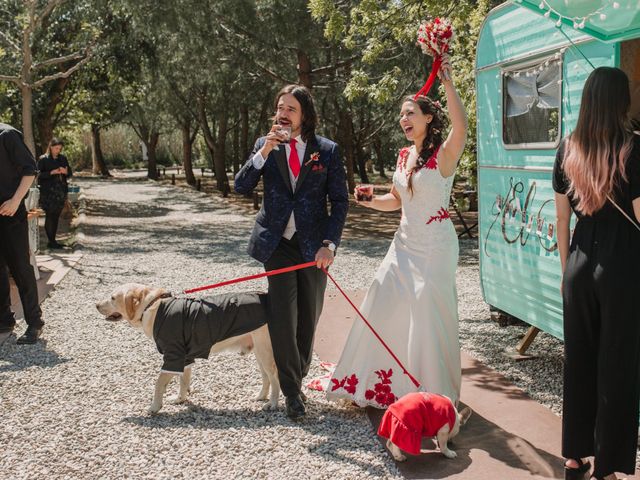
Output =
[
  {"x1": 0, "y1": 178, "x2": 402, "y2": 480},
  {"x1": 0, "y1": 177, "x2": 567, "y2": 479}
]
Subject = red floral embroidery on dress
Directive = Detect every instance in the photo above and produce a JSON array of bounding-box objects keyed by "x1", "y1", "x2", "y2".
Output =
[
  {"x1": 331, "y1": 373, "x2": 358, "y2": 395},
  {"x1": 330, "y1": 369, "x2": 397, "y2": 406},
  {"x1": 397, "y1": 147, "x2": 411, "y2": 171},
  {"x1": 398, "y1": 146, "x2": 440, "y2": 173},
  {"x1": 364, "y1": 369, "x2": 397, "y2": 407},
  {"x1": 426, "y1": 207, "x2": 451, "y2": 224},
  {"x1": 423, "y1": 150, "x2": 438, "y2": 170}
]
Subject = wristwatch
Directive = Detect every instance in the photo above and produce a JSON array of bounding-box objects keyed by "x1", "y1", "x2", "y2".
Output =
[{"x1": 322, "y1": 240, "x2": 336, "y2": 253}]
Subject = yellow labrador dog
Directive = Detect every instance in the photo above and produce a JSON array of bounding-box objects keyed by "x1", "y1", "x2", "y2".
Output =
[{"x1": 96, "y1": 283, "x2": 279, "y2": 414}]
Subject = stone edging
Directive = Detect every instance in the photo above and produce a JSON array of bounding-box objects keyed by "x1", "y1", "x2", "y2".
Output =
[{"x1": 71, "y1": 192, "x2": 87, "y2": 250}]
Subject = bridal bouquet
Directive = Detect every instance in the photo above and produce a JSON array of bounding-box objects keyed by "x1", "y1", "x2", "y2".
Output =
[{"x1": 414, "y1": 17, "x2": 454, "y2": 99}]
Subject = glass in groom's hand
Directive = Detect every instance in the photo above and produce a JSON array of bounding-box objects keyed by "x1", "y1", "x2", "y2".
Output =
[{"x1": 275, "y1": 125, "x2": 292, "y2": 144}]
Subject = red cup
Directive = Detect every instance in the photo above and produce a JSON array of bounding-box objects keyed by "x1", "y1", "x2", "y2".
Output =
[{"x1": 356, "y1": 184, "x2": 374, "y2": 202}]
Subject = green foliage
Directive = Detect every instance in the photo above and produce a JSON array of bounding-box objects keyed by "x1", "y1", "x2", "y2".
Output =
[
  {"x1": 311, "y1": 0, "x2": 505, "y2": 182},
  {"x1": 0, "y1": 0, "x2": 504, "y2": 185},
  {"x1": 0, "y1": 0, "x2": 127, "y2": 153}
]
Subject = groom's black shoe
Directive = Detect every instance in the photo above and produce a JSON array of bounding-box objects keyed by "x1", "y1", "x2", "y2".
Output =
[
  {"x1": 16, "y1": 326, "x2": 42, "y2": 345},
  {"x1": 286, "y1": 395, "x2": 306, "y2": 420}
]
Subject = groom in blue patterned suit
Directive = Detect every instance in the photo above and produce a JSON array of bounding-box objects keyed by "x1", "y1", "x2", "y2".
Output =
[{"x1": 235, "y1": 85, "x2": 349, "y2": 419}]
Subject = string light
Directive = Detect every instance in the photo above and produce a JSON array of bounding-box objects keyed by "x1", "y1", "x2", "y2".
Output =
[
  {"x1": 503, "y1": 57, "x2": 561, "y2": 78},
  {"x1": 535, "y1": 0, "x2": 612, "y2": 29}
]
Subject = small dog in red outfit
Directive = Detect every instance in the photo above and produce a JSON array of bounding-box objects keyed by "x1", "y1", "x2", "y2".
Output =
[{"x1": 378, "y1": 392, "x2": 472, "y2": 461}]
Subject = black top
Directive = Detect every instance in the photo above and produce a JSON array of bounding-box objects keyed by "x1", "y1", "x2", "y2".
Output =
[
  {"x1": 153, "y1": 292, "x2": 269, "y2": 374},
  {"x1": 553, "y1": 135, "x2": 640, "y2": 221},
  {"x1": 37, "y1": 153, "x2": 72, "y2": 190},
  {"x1": 0, "y1": 123, "x2": 37, "y2": 203}
]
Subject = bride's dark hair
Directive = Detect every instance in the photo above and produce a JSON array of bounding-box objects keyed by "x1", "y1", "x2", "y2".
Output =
[{"x1": 404, "y1": 95, "x2": 447, "y2": 194}]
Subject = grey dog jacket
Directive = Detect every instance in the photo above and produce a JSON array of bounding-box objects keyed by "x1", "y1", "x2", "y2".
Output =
[{"x1": 153, "y1": 292, "x2": 269, "y2": 374}]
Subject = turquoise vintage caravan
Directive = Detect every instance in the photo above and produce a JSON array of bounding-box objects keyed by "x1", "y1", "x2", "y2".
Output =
[{"x1": 476, "y1": 1, "x2": 640, "y2": 347}]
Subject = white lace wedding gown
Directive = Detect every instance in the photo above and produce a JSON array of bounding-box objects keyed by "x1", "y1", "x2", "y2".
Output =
[{"x1": 325, "y1": 146, "x2": 460, "y2": 408}]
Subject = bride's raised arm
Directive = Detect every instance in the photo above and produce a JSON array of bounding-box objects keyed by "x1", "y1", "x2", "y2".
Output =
[{"x1": 437, "y1": 55, "x2": 468, "y2": 179}]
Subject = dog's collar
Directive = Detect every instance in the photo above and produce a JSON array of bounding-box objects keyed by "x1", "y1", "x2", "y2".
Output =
[{"x1": 141, "y1": 292, "x2": 173, "y2": 317}]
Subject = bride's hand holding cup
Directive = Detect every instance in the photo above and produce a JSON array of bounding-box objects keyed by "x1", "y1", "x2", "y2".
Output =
[{"x1": 354, "y1": 184, "x2": 374, "y2": 207}]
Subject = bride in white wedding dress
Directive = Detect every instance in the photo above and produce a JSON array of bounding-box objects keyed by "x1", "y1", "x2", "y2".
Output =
[{"x1": 325, "y1": 57, "x2": 467, "y2": 408}]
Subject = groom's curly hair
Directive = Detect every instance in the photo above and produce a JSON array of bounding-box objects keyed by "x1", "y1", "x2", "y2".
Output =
[
  {"x1": 404, "y1": 95, "x2": 447, "y2": 195},
  {"x1": 273, "y1": 85, "x2": 317, "y2": 143}
]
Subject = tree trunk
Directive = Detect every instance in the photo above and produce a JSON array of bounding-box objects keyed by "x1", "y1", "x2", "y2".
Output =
[
  {"x1": 21, "y1": 85, "x2": 36, "y2": 156},
  {"x1": 241, "y1": 104, "x2": 249, "y2": 162},
  {"x1": 252, "y1": 92, "x2": 272, "y2": 142},
  {"x1": 297, "y1": 50, "x2": 313, "y2": 89},
  {"x1": 232, "y1": 109, "x2": 240, "y2": 174},
  {"x1": 181, "y1": 121, "x2": 196, "y2": 186},
  {"x1": 374, "y1": 138, "x2": 386, "y2": 178},
  {"x1": 91, "y1": 124, "x2": 110, "y2": 176},
  {"x1": 147, "y1": 131, "x2": 159, "y2": 180},
  {"x1": 213, "y1": 109, "x2": 229, "y2": 192},
  {"x1": 356, "y1": 148, "x2": 369, "y2": 184},
  {"x1": 37, "y1": 118, "x2": 53, "y2": 157},
  {"x1": 13, "y1": 1, "x2": 88, "y2": 157},
  {"x1": 36, "y1": 77, "x2": 70, "y2": 154},
  {"x1": 197, "y1": 97, "x2": 218, "y2": 178}
]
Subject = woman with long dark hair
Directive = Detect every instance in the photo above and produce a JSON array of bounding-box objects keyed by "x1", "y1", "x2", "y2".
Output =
[
  {"x1": 325, "y1": 55, "x2": 467, "y2": 407},
  {"x1": 554, "y1": 67, "x2": 640, "y2": 480},
  {"x1": 38, "y1": 137, "x2": 72, "y2": 249}
]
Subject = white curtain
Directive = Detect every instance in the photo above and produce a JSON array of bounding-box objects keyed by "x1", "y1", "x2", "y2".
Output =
[{"x1": 506, "y1": 61, "x2": 561, "y2": 118}]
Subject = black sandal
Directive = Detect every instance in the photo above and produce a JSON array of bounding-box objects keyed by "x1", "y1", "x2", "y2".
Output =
[{"x1": 564, "y1": 459, "x2": 591, "y2": 480}]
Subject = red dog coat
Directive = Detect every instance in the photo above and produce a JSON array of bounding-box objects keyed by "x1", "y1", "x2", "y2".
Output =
[{"x1": 378, "y1": 392, "x2": 456, "y2": 455}]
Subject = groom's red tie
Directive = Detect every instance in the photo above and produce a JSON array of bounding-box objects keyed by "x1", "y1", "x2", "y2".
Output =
[{"x1": 289, "y1": 138, "x2": 300, "y2": 178}]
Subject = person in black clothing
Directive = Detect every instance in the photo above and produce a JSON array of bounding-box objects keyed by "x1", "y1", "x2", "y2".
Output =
[
  {"x1": 38, "y1": 137, "x2": 72, "y2": 249},
  {"x1": 0, "y1": 123, "x2": 44, "y2": 344},
  {"x1": 554, "y1": 67, "x2": 640, "y2": 480}
]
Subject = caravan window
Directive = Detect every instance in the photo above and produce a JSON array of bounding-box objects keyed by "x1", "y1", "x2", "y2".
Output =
[{"x1": 502, "y1": 56, "x2": 562, "y2": 149}]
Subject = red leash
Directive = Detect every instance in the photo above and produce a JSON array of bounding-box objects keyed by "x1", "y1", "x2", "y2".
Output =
[
  {"x1": 183, "y1": 262, "x2": 421, "y2": 389},
  {"x1": 183, "y1": 261, "x2": 317, "y2": 294},
  {"x1": 321, "y1": 267, "x2": 421, "y2": 389}
]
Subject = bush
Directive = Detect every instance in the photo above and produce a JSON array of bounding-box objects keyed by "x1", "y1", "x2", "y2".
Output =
[{"x1": 62, "y1": 124, "x2": 183, "y2": 171}]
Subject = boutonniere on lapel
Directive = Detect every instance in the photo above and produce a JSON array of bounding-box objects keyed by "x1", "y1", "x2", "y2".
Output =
[{"x1": 305, "y1": 152, "x2": 324, "y2": 171}]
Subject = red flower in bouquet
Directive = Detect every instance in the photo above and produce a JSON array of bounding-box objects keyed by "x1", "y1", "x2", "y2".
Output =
[
  {"x1": 414, "y1": 17, "x2": 455, "y2": 99},
  {"x1": 416, "y1": 18, "x2": 454, "y2": 58}
]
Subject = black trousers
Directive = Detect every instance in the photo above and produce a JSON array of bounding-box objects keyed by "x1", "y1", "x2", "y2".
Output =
[
  {"x1": 265, "y1": 234, "x2": 327, "y2": 398},
  {"x1": 44, "y1": 208, "x2": 62, "y2": 244},
  {"x1": 0, "y1": 204, "x2": 43, "y2": 331},
  {"x1": 562, "y1": 220, "x2": 640, "y2": 478}
]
